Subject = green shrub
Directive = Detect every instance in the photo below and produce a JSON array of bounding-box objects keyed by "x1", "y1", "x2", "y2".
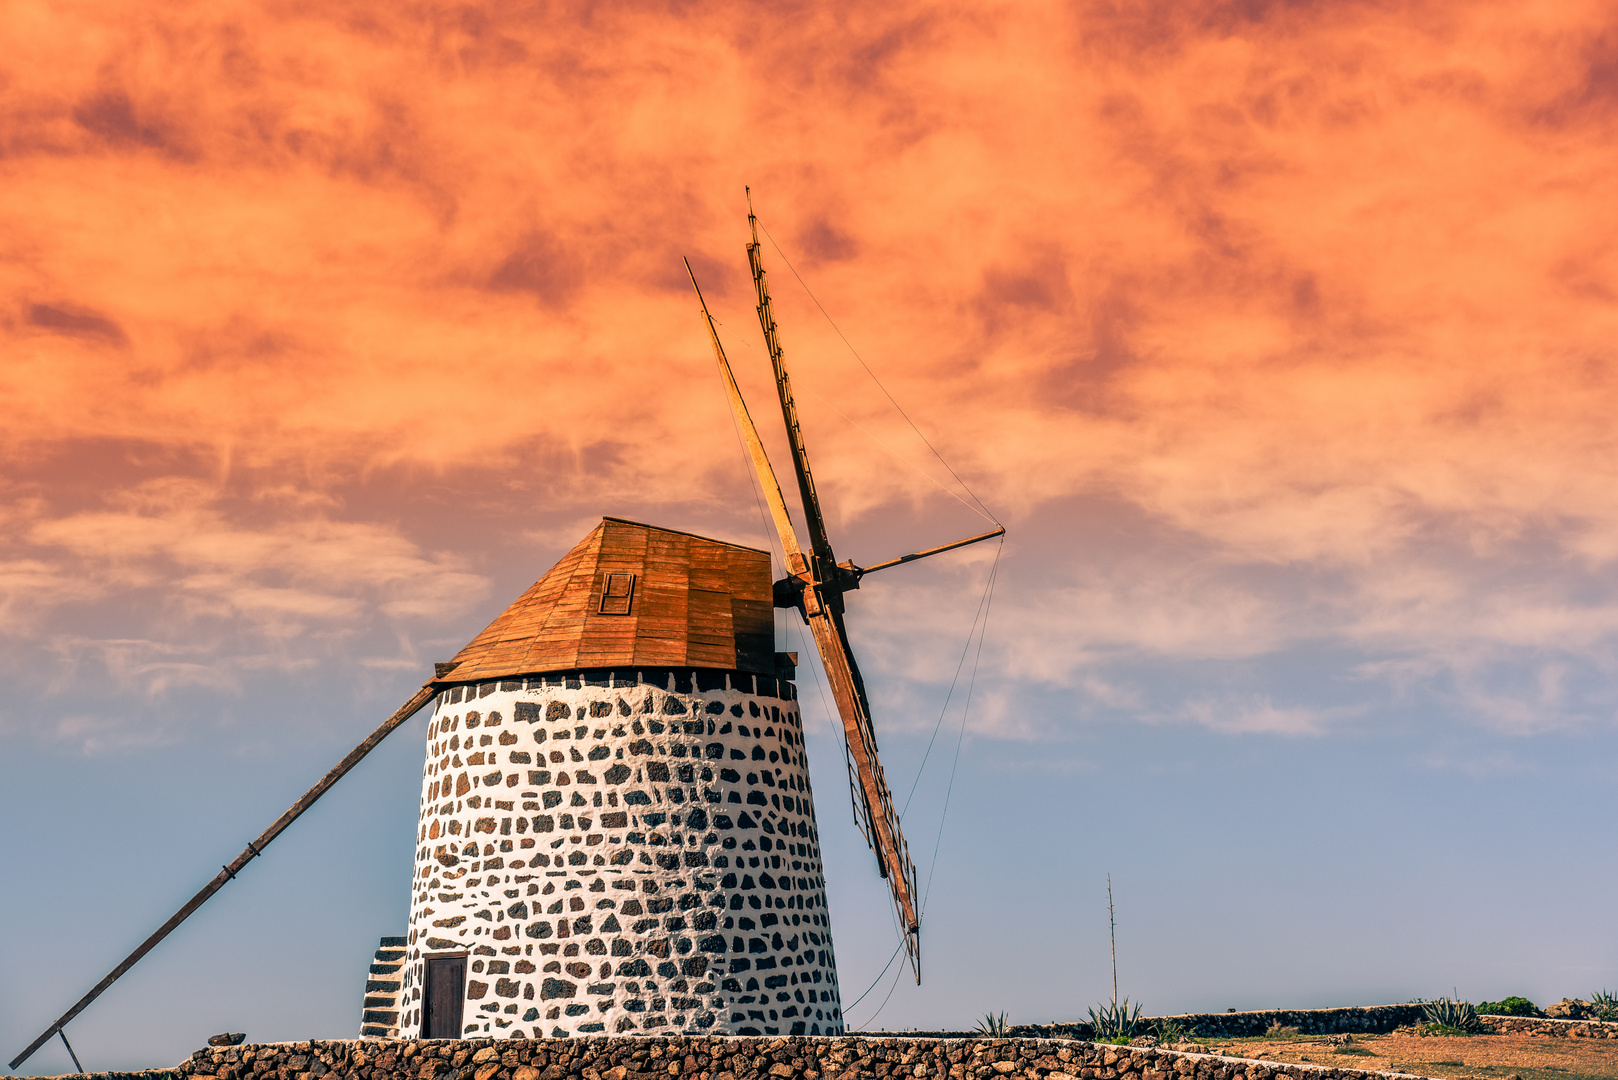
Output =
[
  {"x1": 975, "y1": 1012, "x2": 1010, "y2": 1037},
  {"x1": 1264, "y1": 1023, "x2": 1302, "y2": 1039},
  {"x1": 1590, "y1": 991, "x2": 1617, "y2": 1022},
  {"x1": 1475, "y1": 996, "x2": 1539, "y2": 1018},
  {"x1": 1089, "y1": 999, "x2": 1145, "y2": 1040}
]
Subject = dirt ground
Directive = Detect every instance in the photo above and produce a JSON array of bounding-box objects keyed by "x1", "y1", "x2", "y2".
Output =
[{"x1": 1201, "y1": 1032, "x2": 1618, "y2": 1080}]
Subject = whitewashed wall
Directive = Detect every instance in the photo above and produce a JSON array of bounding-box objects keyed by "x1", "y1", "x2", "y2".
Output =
[{"x1": 399, "y1": 672, "x2": 845, "y2": 1039}]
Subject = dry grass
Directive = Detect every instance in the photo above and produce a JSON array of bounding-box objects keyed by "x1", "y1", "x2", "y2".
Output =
[{"x1": 1203, "y1": 1032, "x2": 1618, "y2": 1080}]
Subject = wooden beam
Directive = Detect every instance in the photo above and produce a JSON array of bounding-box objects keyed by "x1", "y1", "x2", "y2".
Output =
[
  {"x1": 8, "y1": 681, "x2": 439, "y2": 1071},
  {"x1": 684, "y1": 256, "x2": 805, "y2": 563},
  {"x1": 854, "y1": 526, "x2": 1006, "y2": 578},
  {"x1": 745, "y1": 190, "x2": 837, "y2": 571}
]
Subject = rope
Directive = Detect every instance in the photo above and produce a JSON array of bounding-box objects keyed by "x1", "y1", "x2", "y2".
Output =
[
  {"x1": 799, "y1": 381, "x2": 999, "y2": 525},
  {"x1": 921, "y1": 541, "x2": 1001, "y2": 917},
  {"x1": 851, "y1": 952, "x2": 910, "y2": 1030},
  {"x1": 843, "y1": 939, "x2": 905, "y2": 1015},
  {"x1": 755, "y1": 214, "x2": 1000, "y2": 525},
  {"x1": 853, "y1": 540, "x2": 1002, "y2": 1031},
  {"x1": 902, "y1": 540, "x2": 1004, "y2": 817}
]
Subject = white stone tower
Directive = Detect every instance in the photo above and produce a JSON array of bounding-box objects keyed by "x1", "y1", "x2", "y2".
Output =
[{"x1": 396, "y1": 518, "x2": 844, "y2": 1039}]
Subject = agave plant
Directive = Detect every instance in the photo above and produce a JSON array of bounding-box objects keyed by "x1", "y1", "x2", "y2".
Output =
[
  {"x1": 1591, "y1": 990, "x2": 1617, "y2": 1022},
  {"x1": 1421, "y1": 997, "x2": 1481, "y2": 1032},
  {"x1": 1089, "y1": 999, "x2": 1145, "y2": 1041},
  {"x1": 975, "y1": 1012, "x2": 1011, "y2": 1037},
  {"x1": 1153, "y1": 1018, "x2": 1190, "y2": 1045}
]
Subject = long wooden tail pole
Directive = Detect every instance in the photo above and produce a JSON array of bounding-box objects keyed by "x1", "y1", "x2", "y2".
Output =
[{"x1": 9, "y1": 681, "x2": 440, "y2": 1071}]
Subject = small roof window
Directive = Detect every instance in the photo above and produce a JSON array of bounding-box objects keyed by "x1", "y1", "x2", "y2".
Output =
[{"x1": 599, "y1": 572, "x2": 636, "y2": 615}]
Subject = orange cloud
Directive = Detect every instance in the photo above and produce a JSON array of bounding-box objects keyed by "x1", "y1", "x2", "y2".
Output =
[{"x1": 4, "y1": 0, "x2": 1618, "y2": 740}]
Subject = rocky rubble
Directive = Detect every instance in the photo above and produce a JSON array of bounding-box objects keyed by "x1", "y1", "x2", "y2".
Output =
[{"x1": 1541, "y1": 1000, "x2": 1615, "y2": 1022}]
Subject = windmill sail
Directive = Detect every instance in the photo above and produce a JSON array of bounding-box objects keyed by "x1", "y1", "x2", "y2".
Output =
[
  {"x1": 684, "y1": 210, "x2": 925, "y2": 981},
  {"x1": 741, "y1": 199, "x2": 924, "y2": 980}
]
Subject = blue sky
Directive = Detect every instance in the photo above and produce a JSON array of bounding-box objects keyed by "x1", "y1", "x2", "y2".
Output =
[{"x1": 6, "y1": 0, "x2": 1618, "y2": 1071}]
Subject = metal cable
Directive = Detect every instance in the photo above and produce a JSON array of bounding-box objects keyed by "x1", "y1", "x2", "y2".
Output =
[
  {"x1": 755, "y1": 214, "x2": 1000, "y2": 526},
  {"x1": 902, "y1": 540, "x2": 1004, "y2": 818}
]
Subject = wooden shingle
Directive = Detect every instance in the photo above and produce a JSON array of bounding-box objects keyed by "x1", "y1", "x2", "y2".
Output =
[{"x1": 434, "y1": 518, "x2": 775, "y2": 685}]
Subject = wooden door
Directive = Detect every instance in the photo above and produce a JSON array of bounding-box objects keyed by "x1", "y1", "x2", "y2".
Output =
[{"x1": 423, "y1": 955, "x2": 465, "y2": 1039}]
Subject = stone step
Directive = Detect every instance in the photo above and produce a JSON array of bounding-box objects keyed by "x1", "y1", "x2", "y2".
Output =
[{"x1": 359, "y1": 933, "x2": 408, "y2": 1040}]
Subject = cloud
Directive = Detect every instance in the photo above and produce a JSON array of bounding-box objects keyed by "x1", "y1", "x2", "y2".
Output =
[
  {"x1": 20, "y1": 478, "x2": 489, "y2": 633},
  {"x1": 5, "y1": 0, "x2": 1618, "y2": 748},
  {"x1": 45, "y1": 635, "x2": 243, "y2": 700},
  {"x1": 0, "y1": 558, "x2": 103, "y2": 632},
  {"x1": 1176, "y1": 696, "x2": 1338, "y2": 737},
  {"x1": 0, "y1": 478, "x2": 490, "y2": 735}
]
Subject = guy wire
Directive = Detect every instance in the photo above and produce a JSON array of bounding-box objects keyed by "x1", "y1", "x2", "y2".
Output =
[
  {"x1": 921, "y1": 540, "x2": 1001, "y2": 918},
  {"x1": 755, "y1": 213, "x2": 999, "y2": 525},
  {"x1": 844, "y1": 939, "x2": 905, "y2": 1015},
  {"x1": 902, "y1": 540, "x2": 1004, "y2": 817},
  {"x1": 852, "y1": 948, "x2": 910, "y2": 1031}
]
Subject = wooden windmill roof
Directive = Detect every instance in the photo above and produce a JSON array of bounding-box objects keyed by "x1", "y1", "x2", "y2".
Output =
[{"x1": 435, "y1": 517, "x2": 776, "y2": 684}]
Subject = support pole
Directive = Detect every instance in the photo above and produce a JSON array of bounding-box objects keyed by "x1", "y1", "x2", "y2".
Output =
[
  {"x1": 9, "y1": 680, "x2": 440, "y2": 1071},
  {"x1": 57, "y1": 1030, "x2": 83, "y2": 1075}
]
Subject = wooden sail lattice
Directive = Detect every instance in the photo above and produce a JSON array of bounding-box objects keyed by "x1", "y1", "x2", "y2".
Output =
[{"x1": 685, "y1": 194, "x2": 1003, "y2": 982}]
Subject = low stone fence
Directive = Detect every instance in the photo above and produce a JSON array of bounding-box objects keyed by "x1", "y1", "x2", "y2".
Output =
[
  {"x1": 1478, "y1": 1016, "x2": 1618, "y2": 1039},
  {"x1": 171, "y1": 1037, "x2": 1420, "y2": 1080},
  {"x1": 1137, "y1": 1007, "x2": 1427, "y2": 1040},
  {"x1": 905, "y1": 1004, "x2": 1618, "y2": 1042},
  {"x1": 902, "y1": 1005, "x2": 1429, "y2": 1041}
]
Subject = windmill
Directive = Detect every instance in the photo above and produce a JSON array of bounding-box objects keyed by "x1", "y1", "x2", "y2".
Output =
[
  {"x1": 684, "y1": 194, "x2": 1004, "y2": 984},
  {"x1": 9, "y1": 197, "x2": 1000, "y2": 1066}
]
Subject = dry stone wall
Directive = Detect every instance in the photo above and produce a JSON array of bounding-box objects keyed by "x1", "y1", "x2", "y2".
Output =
[
  {"x1": 405, "y1": 671, "x2": 843, "y2": 1040},
  {"x1": 171, "y1": 1036, "x2": 1424, "y2": 1080},
  {"x1": 1138, "y1": 1007, "x2": 1425, "y2": 1039},
  {"x1": 1476, "y1": 1016, "x2": 1618, "y2": 1038},
  {"x1": 891, "y1": 1007, "x2": 1618, "y2": 1043},
  {"x1": 903, "y1": 1007, "x2": 1429, "y2": 1042}
]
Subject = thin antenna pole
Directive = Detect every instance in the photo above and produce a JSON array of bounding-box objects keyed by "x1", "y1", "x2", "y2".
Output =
[{"x1": 1108, "y1": 874, "x2": 1118, "y2": 1006}]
